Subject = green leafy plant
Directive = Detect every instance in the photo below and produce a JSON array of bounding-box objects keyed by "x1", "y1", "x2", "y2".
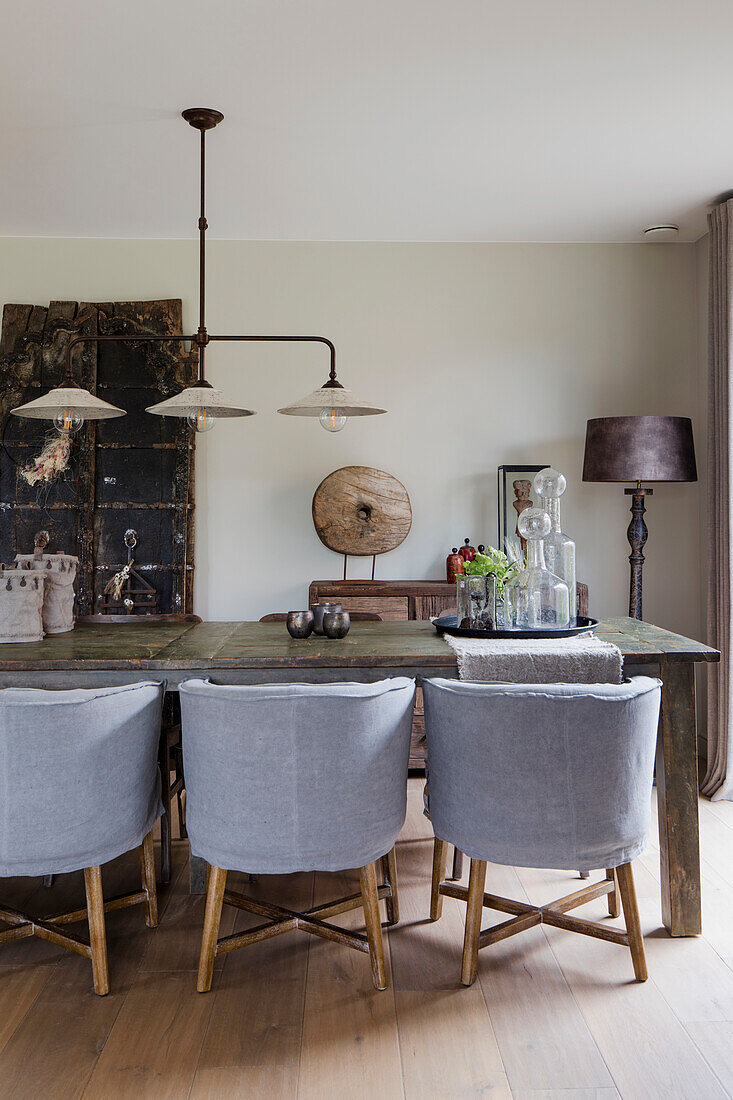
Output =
[{"x1": 462, "y1": 545, "x2": 520, "y2": 590}]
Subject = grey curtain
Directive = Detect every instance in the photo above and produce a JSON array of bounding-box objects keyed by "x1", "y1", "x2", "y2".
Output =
[{"x1": 703, "y1": 199, "x2": 733, "y2": 800}]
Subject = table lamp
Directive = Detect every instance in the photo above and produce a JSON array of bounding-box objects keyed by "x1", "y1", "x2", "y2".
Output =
[{"x1": 582, "y1": 416, "x2": 697, "y2": 620}]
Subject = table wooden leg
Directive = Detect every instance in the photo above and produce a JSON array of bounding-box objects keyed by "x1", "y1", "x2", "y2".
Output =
[
  {"x1": 656, "y1": 660, "x2": 701, "y2": 936},
  {"x1": 190, "y1": 853, "x2": 208, "y2": 894}
]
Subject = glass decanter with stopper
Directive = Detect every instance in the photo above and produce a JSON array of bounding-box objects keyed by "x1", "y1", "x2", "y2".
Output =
[
  {"x1": 504, "y1": 508, "x2": 571, "y2": 628},
  {"x1": 533, "y1": 467, "x2": 576, "y2": 622}
]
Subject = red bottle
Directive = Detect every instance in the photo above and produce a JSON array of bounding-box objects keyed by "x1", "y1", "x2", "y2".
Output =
[
  {"x1": 459, "y1": 538, "x2": 476, "y2": 562},
  {"x1": 446, "y1": 548, "x2": 465, "y2": 583}
]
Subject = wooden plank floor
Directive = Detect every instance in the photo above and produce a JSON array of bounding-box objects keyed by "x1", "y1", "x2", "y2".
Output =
[{"x1": 1, "y1": 782, "x2": 732, "y2": 1100}]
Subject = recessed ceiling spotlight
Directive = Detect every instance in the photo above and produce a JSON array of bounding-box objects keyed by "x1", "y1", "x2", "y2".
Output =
[{"x1": 643, "y1": 224, "x2": 680, "y2": 240}]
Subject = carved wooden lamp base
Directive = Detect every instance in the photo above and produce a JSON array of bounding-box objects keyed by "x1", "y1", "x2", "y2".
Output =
[{"x1": 625, "y1": 485, "x2": 653, "y2": 620}]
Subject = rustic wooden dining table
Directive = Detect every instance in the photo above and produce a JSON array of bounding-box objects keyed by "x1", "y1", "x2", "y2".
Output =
[{"x1": 0, "y1": 616, "x2": 718, "y2": 937}]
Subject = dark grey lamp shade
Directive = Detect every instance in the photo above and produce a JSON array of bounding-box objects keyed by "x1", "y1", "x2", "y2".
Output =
[{"x1": 582, "y1": 416, "x2": 697, "y2": 483}]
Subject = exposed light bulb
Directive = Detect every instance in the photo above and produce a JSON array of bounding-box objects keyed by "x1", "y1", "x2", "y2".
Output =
[
  {"x1": 53, "y1": 408, "x2": 84, "y2": 434},
  {"x1": 187, "y1": 408, "x2": 216, "y2": 433},
  {"x1": 319, "y1": 407, "x2": 347, "y2": 433}
]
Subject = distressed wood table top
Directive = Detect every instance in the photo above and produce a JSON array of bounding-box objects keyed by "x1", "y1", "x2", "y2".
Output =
[{"x1": 0, "y1": 617, "x2": 718, "y2": 672}]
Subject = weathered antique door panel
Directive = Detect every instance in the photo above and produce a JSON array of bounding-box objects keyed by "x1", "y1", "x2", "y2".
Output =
[{"x1": 0, "y1": 300, "x2": 196, "y2": 615}]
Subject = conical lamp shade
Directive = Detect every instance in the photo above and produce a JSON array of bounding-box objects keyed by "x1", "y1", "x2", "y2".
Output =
[
  {"x1": 146, "y1": 385, "x2": 255, "y2": 418},
  {"x1": 278, "y1": 386, "x2": 386, "y2": 417},
  {"x1": 11, "y1": 386, "x2": 125, "y2": 421}
]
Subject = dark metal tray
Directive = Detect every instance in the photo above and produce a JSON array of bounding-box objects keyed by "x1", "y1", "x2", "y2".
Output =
[{"x1": 433, "y1": 615, "x2": 599, "y2": 640}]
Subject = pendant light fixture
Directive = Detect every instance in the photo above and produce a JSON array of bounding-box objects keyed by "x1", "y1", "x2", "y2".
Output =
[
  {"x1": 10, "y1": 108, "x2": 385, "y2": 434},
  {"x1": 277, "y1": 360, "x2": 386, "y2": 430},
  {"x1": 10, "y1": 385, "x2": 125, "y2": 430}
]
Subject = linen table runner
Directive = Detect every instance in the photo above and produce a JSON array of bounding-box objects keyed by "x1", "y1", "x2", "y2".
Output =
[{"x1": 444, "y1": 633, "x2": 623, "y2": 684}]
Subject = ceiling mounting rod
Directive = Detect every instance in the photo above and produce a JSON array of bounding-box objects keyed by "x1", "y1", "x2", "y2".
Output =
[{"x1": 182, "y1": 108, "x2": 224, "y2": 386}]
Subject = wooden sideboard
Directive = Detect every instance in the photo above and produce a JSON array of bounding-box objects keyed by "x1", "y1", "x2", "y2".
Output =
[{"x1": 308, "y1": 579, "x2": 590, "y2": 766}]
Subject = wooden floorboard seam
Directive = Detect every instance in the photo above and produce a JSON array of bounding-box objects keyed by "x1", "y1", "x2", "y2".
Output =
[
  {"x1": 382, "y1": 925, "x2": 406, "y2": 1100},
  {"x1": 293, "y1": 933, "x2": 311, "y2": 1100},
  {"x1": 538, "y1": 919, "x2": 630, "y2": 1099},
  {"x1": 680, "y1": 1020, "x2": 733, "y2": 1100},
  {"x1": 291, "y1": 871, "x2": 314, "y2": 1100},
  {"x1": 77, "y1": 850, "x2": 195, "y2": 1100},
  {"x1": 494, "y1": 872, "x2": 619, "y2": 1094},
  {"x1": 0, "y1": 964, "x2": 51, "y2": 1060},
  {"x1": 184, "y1": 860, "x2": 228, "y2": 1100},
  {"x1": 474, "y1": 965, "x2": 520, "y2": 1097}
]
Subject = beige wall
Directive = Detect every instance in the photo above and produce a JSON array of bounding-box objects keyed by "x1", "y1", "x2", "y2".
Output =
[{"x1": 0, "y1": 238, "x2": 703, "y2": 633}]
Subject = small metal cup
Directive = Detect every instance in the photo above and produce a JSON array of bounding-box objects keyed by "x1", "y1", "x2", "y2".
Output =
[
  {"x1": 310, "y1": 602, "x2": 343, "y2": 635},
  {"x1": 323, "y1": 609, "x2": 351, "y2": 639},
  {"x1": 286, "y1": 610, "x2": 314, "y2": 639}
]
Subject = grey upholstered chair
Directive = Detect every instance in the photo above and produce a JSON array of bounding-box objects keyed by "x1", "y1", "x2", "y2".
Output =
[
  {"x1": 423, "y1": 676, "x2": 662, "y2": 986},
  {"x1": 179, "y1": 676, "x2": 415, "y2": 992},
  {"x1": 0, "y1": 681, "x2": 165, "y2": 995}
]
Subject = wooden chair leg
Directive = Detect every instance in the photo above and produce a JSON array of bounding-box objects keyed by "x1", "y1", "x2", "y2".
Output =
[
  {"x1": 139, "y1": 829, "x2": 159, "y2": 928},
  {"x1": 382, "y1": 847, "x2": 399, "y2": 925},
  {"x1": 430, "y1": 837, "x2": 448, "y2": 921},
  {"x1": 461, "y1": 859, "x2": 487, "y2": 987},
  {"x1": 84, "y1": 866, "x2": 109, "y2": 996},
  {"x1": 157, "y1": 732, "x2": 172, "y2": 886},
  {"x1": 359, "y1": 862, "x2": 387, "y2": 990},
  {"x1": 616, "y1": 862, "x2": 647, "y2": 981},
  {"x1": 450, "y1": 847, "x2": 464, "y2": 881},
  {"x1": 178, "y1": 788, "x2": 188, "y2": 840},
  {"x1": 197, "y1": 866, "x2": 227, "y2": 993},
  {"x1": 607, "y1": 867, "x2": 620, "y2": 918}
]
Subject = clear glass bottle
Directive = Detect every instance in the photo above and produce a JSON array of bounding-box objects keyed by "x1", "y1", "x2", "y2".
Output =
[
  {"x1": 456, "y1": 573, "x2": 496, "y2": 630},
  {"x1": 534, "y1": 467, "x2": 576, "y2": 622},
  {"x1": 504, "y1": 508, "x2": 570, "y2": 628}
]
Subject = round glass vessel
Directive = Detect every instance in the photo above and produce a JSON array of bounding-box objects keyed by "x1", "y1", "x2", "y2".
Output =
[
  {"x1": 533, "y1": 467, "x2": 576, "y2": 621},
  {"x1": 504, "y1": 508, "x2": 570, "y2": 628},
  {"x1": 456, "y1": 573, "x2": 496, "y2": 630}
]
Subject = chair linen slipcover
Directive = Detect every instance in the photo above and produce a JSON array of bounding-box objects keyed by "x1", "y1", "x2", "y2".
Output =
[
  {"x1": 179, "y1": 677, "x2": 415, "y2": 874},
  {"x1": 0, "y1": 681, "x2": 164, "y2": 877},
  {"x1": 423, "y1": 676, "x2": 661, "y2": 872}
]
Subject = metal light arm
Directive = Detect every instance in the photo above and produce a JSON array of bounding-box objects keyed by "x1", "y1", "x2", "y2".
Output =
[
  {"x1": 207, "y1": 335, "x2": 339, "y2": 387},
  {"x1": 64, "y1": 332, "x2": 339, "y2": 387},
  {"x1": 62, "y1": 110, "x2": 341, "y2": 394}
]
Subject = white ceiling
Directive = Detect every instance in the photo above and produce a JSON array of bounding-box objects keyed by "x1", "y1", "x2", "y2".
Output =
[{"x1": 1, "y1": 0, "x2": 732, "y2": 242}]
